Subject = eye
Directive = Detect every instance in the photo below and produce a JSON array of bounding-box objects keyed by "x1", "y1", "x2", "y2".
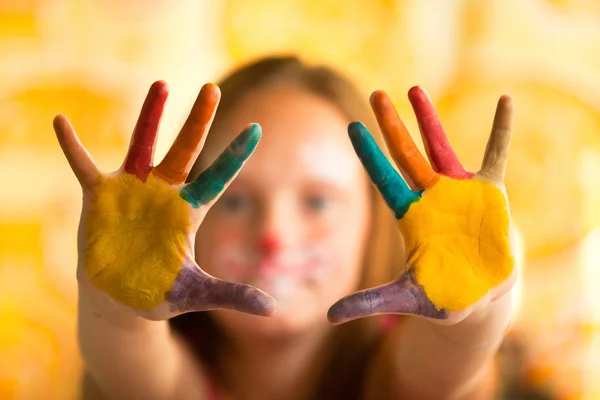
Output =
[
  {"x1": 305, "y1": 195, "x2": 330, "y2": 212},
  {"x1": 219, "y1": 193, "x2": 252, "y2": 212}
]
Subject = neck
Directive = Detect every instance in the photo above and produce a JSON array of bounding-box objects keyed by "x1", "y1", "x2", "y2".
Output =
[{"x1": 221, "y1": 322, "x2": 332, "y2": 400}]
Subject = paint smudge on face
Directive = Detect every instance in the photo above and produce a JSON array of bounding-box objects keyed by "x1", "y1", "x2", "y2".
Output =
[
  {"x1": 212, "y1": 244, "x2": 330, "y2": 306},
  {"x1": 258, "y1": 234, "x2": 280, "y2": 255}
]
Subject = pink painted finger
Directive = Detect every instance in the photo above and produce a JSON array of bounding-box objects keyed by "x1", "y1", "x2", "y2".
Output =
[
  {"x1": 53, "y1": 115, "x2": 102, "y2": 189},
  {"x1": 327, "y1": 271, "x2": 448, "y2": 325},
  {"x1": 123, "y1": 81, "x2": 169, "y2": 181},
  {"x1": 408, "y1": 86, "x2": 473, "y2": 179}
]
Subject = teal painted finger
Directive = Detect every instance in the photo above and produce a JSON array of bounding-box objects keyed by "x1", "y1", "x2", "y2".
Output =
[
  {"x1": 348, "y1": 122, "x2": 421, "y2": 219},
  {"x1": 181, "y1": 124, "x2": 261, "y2": 207}
]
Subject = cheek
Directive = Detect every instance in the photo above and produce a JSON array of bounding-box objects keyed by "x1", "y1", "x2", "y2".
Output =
[
  {"x1": 323, "y1": 234, "x2": 365, "y2": 292},
  {"x1": 335, "y1": 194, "x2": 371, "y2": 290},
  {"x1": 310, "y1": 208, "x2": 370, "y2": 295},
  {"x1": 196, "y1": 223, "x2": 249, "y2": 279}
]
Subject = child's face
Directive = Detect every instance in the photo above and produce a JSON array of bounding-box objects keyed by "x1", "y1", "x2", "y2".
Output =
[{"x1": 195, "y1": 85, "x2": 372, "y2": 335}]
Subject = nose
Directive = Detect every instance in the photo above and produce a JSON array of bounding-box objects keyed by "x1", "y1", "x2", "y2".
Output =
[
  {"x1": 258, "y1": 234, "x2": 280, "y2": 256},
  {"x1": 255, "y1": 196, "x2": 302, "y2": 257}
]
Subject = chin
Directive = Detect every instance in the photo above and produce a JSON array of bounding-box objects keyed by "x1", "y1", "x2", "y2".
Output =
[{"x1": 215, "y1": 290, "x2": 330, "y2": 338}]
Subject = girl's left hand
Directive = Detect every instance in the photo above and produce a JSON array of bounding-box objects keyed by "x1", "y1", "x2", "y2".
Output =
[{"x1": 328, "y1": 87, "x2": 516, "y2": 326}]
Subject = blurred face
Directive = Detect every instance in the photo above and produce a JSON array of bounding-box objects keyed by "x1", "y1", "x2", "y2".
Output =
[{"x1": 195, "y1": 84, "x2": 371, "y2": 335}]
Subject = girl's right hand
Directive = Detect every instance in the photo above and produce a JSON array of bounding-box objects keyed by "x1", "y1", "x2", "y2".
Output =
[{"x1": 54, "y1": 81, "x2": 277, "y2": 321}]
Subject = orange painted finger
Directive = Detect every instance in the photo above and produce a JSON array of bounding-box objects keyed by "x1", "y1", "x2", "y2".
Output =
[
  {"x1": 53, "y1": 115, "x2": 102, "y2": 189},
  {"x1": 370, "y1": 90, "x2": 438, "y2": 190},
  {"x1": 154, "y1": 83, "x2": 220, "y2": 184}
]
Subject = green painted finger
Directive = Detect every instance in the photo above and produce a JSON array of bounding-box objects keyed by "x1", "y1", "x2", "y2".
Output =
[
  {"x1": 348, "y1": 122, "x2": 421, "y2": 219},
  {"x1": 180, "y1": 124, "x2": 261, "y2": 207}
]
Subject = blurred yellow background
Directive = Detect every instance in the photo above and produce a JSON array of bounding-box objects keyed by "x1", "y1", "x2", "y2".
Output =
[{"x1": 0, "y1": 0, "x2": 599, "y2": 398}]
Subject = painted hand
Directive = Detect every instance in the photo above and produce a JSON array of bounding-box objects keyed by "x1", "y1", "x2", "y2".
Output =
[
  {"x1": 55, "y1": 81, "x2": 277, "y2": 320},
  {"x1": 328, "y1": 87, "x2": 515, "y2": 325}
]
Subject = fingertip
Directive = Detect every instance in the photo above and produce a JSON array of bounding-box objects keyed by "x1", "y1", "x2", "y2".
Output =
[
  {"x1": 224, "y1": 123, "x2": 261, "y2": 160},
  {"x1": 202, "y1": 82, "x2": 220, "y2": 92},
  {"x1": 245, "y1": 291, "x2": 278, "y2": 317},
  {"x1": 245, "y1": 122, "x2": 262, "y2": 136},
  {"x1": 407, "y1": 85, "x2": 426, "y2": 99},
  {"x1": 326, "y1": 311, "x2": 342, "y2": 325},
  {"x1": 407, "y1": 86, "x2": 434, "y2": 110},
  {"x1": 494, "y1": 95, "x2": 514, "y2": 129},
  {"x1": 348, "y1": 121, "x2": 369, "y2": 137},
  {"x1": 369, "y1": 90, "x2": 388, "y2": 107},
  {"x1": 498, "y1": 94, "x2": 514, "y2": 109},
  {"x1": 261, "y1": 296, "x2": 279, "y2": 317},
  {"x1": 53, "y1": 114, "x2": 64, "y2": 127},
  {"x1": 408, "y1": 86, "x2": 438, "y2": 120},
  {"x1": 326, "y1": 299, "x2": 355, "y2": 325},
  {"x1": 326, "y1": 311, "x2": 350, "y2": 326},
  {"x1": 240, "y1": 123, "x2": 262, "y2": 149},
  {"x1": 52, "y1": 114, "x2": 71, "y2": 134},
  {"x1": 201, "y1": 82, "x2": 221, "y2": 103},
  {"x1": 150, "y1": 80, "x2": 170, "y2": 97}
]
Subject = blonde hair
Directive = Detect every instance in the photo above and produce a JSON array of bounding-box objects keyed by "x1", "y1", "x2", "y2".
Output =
[{"x1": 171, "y1": 55, "x2": 405, "y2": 399}]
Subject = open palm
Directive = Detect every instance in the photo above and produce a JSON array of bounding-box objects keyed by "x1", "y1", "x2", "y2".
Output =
[
  {"x1": 55, "y1": 81, "x2": 276, "y2": 321},
  {"x1": 328, "y1": 87, "x2": 515, "y2": 325}
]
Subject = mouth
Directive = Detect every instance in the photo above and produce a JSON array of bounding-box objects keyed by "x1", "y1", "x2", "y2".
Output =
[
  {"x1": 256, "y1": 258, "x2": 319, "y2": 277},
  {"x1": 221, "y1": 250, "x2": 327, "y2": 283},
  {"x1": 224, "y1": 259, "x2": 320, "y2": 281}
]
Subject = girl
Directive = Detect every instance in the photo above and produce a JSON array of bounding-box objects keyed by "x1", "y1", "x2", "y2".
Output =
[{"x1": 55, "y1": 56, "x2": 515, "y2": 399}]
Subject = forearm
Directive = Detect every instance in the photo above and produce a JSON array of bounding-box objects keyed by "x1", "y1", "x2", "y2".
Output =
[
  {"x1": 394, "y1": 293, "x2": 511, "y2": 399},
  {"x1": 78, "y1": 288, "x2": 205, "y2": 400}
]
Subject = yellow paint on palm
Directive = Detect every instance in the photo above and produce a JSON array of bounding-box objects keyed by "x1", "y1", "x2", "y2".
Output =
[
  {"x1": 84, "y1": 173, "x2": 191, "y2": 310},
  {"x1": 399, "y1": 176, "x2": 513, "y2": 311}
]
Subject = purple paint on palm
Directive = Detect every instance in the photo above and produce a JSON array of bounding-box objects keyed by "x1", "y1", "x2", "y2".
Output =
[
  {"x1": 166, "y1": 265, "x2": 277, "y2": 316},
  {"x1": 328, "y1": 271, "x2": 448, "y2": 324}
]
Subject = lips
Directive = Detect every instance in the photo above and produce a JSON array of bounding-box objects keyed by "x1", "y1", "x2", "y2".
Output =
[
  {"x1": 224, "y1": 258, "x2": 318, "y2": 280},
  {"x1": 219, "y1": 249, "x2": 325, "y2": 281},
  {"x1": 255, "y1": 258, "x2": 318, "y2": 278}
]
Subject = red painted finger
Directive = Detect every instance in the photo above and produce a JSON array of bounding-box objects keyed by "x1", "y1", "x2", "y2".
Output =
[
  {"x1": 408, "y1": 86, "x2": 473, "y2": 180},
  {"x1": 123, "y1": 81, "x2": 169, "y2": 181}
]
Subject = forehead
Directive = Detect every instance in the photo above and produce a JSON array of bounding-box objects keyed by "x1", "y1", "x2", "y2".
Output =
[{"x1": 206, "y1": 85, "x2": 365, "y2": 186}]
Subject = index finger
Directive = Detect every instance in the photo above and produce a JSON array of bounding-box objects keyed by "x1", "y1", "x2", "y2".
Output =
[{"x1": 348, "y1": 122, "x2": 421, "y2": 219}]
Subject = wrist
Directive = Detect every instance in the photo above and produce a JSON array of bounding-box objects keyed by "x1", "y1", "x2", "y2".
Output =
[
  {"x1": 429, "y1": 292, "x2": 512, "y2": 350},
  {"x1": 78, "y1": 285, "x2": 152, "y2": 330}
]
